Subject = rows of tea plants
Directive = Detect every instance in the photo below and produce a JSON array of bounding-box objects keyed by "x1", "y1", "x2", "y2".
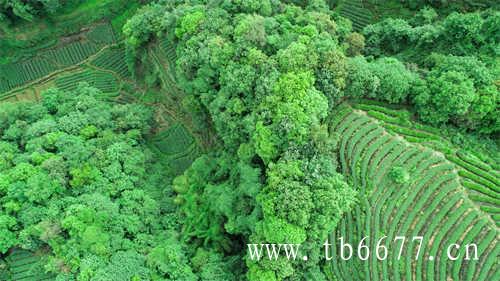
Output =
[
  {"x1": 2, "y1": 249, "x2": 55, "y2": 281},
  {"x1": 152, "y1": 122, "x2": 195, "y2": 156},
  {"x1": 149, "y1": 40, "x2": 213, "y2": 149},
  {"x1": 55, "y1": 69, "x2": 119, "y2": 93},
  {"x1": 90, "y1": 46, "x2": 130, "y2": 78},
  {"x1": 328, "y1": 104, "x2": 498, "y2": 281},
  {"x1": 0, "y1": 23, "x2": 116, "y2": 96},
  {"x1": 339, "y1": 0, "x2": 373, "y2": 31},
  {"x1": 150, "y1": 44, "x2": 182, "y2": 99},
  {"x1": 150, "y1": 122, "x2": 200, "y2": 175},
  {"x1": 0, "y1": 57, "x2": 56, "y2": 93},
  {"x1": 352, "y1": 100, "x2": 500, "y2": 226},
  {"x1": 47, "y1": 40, "x2": 100, "y2": 68},
  {"x1": 147, "y1": 43, "x2": 194, "y2": 134},
  {"x1": 115, "y1": 91, "x2": 138, "y2": 104},
  {"x1": 170, "y1": 144, "x2": 201, "y2": 175},
  {"x1": 86, "y1": 23, "x2": 116, "y2": 45},
  {"x1": 159, "y1": 38, "x2": 178, "y2": 74}
]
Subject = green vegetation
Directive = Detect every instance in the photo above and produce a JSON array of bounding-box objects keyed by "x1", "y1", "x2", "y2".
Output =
[
  {"x1": 2, "y1": 249, "x2": 55, "y2": 280},
  {"x1": 0, "y1": 0, "x2": 141, "y2": 61},
  {"x1": 90, "y1": 46, "x2": 130, "y2": 78},
  {"x1": 329, "y1": 105, "x2": 498, "y2": 281},
  {"x1": 0, "y1": 84, "x2": 202, "y2": 280},
  {"x1": 150, "y1": 122, "x2": 201, "y2": 175},
  {"x1": 126, "y1": 3, "x2": 359, "y2": 279},
  {"x1": 0, "y1": 0, "x2": 498, "y2": 280},
  {"x1": 337, "y1": 0, "x2": 374, "y2": 31},
  {"x1": 362, "y1": 9, "x2": 499, "y2": 133},
  {"x1": 0, "y1": 22, "x2": 115, "y2": 95},
  {"x1": 55, "y1": 69, "x2": 119, "y2": 94},
  {"x1": 0, "y1": 0, "x2": 67, "y2": 22}
]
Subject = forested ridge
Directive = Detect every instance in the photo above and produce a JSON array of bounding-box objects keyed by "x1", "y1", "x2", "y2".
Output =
[{"x1": 0, "y1": 0, "x2": 498, "y2": 280}]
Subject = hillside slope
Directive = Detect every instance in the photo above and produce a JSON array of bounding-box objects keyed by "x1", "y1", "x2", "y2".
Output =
[{"x1": 328, "y1": 103, "x2": 499, "y2": 281}]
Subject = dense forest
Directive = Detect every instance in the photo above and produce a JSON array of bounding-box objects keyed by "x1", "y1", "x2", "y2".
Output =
[{"x1": 0, "y1": 0, "x2": 498, "y2": 280}]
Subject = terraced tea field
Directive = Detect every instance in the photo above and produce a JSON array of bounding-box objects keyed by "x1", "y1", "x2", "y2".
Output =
[
  {"x1": 56, "y1": 68, "x2": 119, "y2": 92},
  {"x1": 0, "y1": 22, "x2": 115, "y2": 94},
  {"x1": 351, "y1": 100, "x2": 500, "y2": 226},
  {"x1": 90, "y1": 46, "x2": 131, "y2": 79},
  {"x1": 0, "y1": 249, "x2": 55, "y2": 281},
  {"x1": 0, "y1": 14, "x2": 209, "y2": 281},
  {"x1": 336, "y1": 0, "x2": 374, "y2": 31},
  {"x1": 0, "y1": 22, "x2": 138, "y2": 104},
  {"x1": 150, "y1": 122, "x2": 201, "y2": 175},
  {"x1": 328, "y1": 103, "x2": 499, "y2": 281},
  {"x1": 148, "y1": 37, "x2": 216, "y2": 149}
]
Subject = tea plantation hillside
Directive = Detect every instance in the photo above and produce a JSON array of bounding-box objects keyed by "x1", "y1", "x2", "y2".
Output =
[
  {"x1": 0, "y1": 21, "x2": 140, "y2": 100},
  {"x1": 328, "y1": 102, "x2": 499, "y2": 281},
  {"x1": 0, "y1": 0, "x2": 498, "y2": 280},
  {"x1": 0, "y1": 18, "x2": 209, "y2": 172},
  {"x1": 350, "y1": 100, "x2": 499, "y2": 222},
  {"x1": 0, "y1": 2, "x2": 208, "y2": 279}
]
